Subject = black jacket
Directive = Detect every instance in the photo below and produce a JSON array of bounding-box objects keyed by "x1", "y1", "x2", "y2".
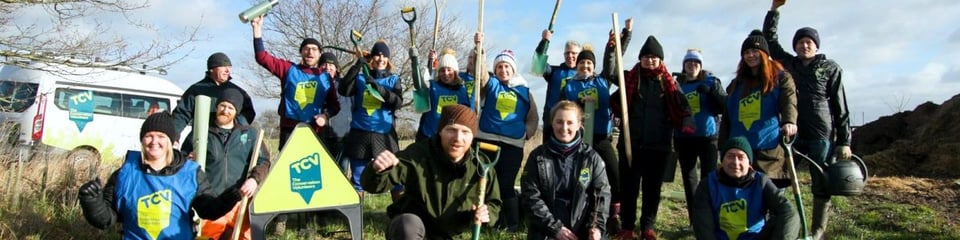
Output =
[
  {"x1": 78, "y1": 150, "x2": 241, "y2": 230},
  {"x1": 173, "y1": 76, "x2": 256, "y2": 133},
  {"x1": 181, "y1": 123, "x2": 272, "y2": 194},
  {"x1": 521, "y1": 139, "x2": 611, "y2": 239},
  {"x1": 763, "y1": 10, "x2": 852, "y2": 146}
]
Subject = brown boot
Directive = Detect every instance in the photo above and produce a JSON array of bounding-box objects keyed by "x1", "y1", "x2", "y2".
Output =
[
  {"x1": 391, "y1": 190, "x2": 404, "y2": 202},
  {"x1": 811, "y1": 197, "x2": 832, "y2": 240},
  {"x1": 608, "y1": 202, "x2": 622, "y2": 233}
]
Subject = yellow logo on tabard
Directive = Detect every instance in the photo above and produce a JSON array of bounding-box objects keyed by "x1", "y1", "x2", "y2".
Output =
[
  {"x1": 253, "y1": 124, "x2": 360, "y2": 214},
  {"x1": 719, "y1": 198, "x2": 749, "y2": 240},
  {"x1": 465, "y1": 81, "x2": 475, "y2": 97},
  {"x1": 137, "y1": 189, "x2": 172, "y2": 240},
  {"x1": 560, "y1": 76, "x2": 572, "y2": 91},
  {"x1": 436, "y1": 95, "x2": 458, "y2": 114},
  {"x1": 738, "y1": 90, "x2": 762, "y2": 131},
  {"x1": 362, "y1": 88, "x2": 381, "y2": 116},
  {"x1": 495, "y1": 91, "x2": 518, "y2": 120},
  {"x1": 294, "y1": 80, "x2": 318, "y2": 109},
  {"x1": 686, "y1": 91, "x2": 701, "y2": 115}
]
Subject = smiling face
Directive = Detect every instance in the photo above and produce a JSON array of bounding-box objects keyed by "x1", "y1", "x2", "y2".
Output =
[
  {"x1": 141, "y1": 131, "x2": 171, "y2": 162},
  {"x1": 439, "y1": 67, "x2": 457, "y2": 84},
  {"x1": 551, "y1": 108, "x2": 581, "y2": 143},
  {"x1": 564, "y1": 45, "x2": 581, "y2": 68},
  {"x1": 721, "y1": 148, "x2": 751, "y2": 178},
  {"x1": 215, "y1": 102, "x2": 236, "y2": 127},
  {"x1": 576, "y1": 59, "x2": 594, "y2": 76},
  {"x1": 300, "y1": 44, "x2": 321, "y2": 67},
  {"x1": 370, "y1": 54, "x2": 389, "y2": 70},
  {"x1": 495, "y1": 62, "x2": 514, "y2": 81},
  {"x1": 319, "y1": 62, "x2": 338, "y2": 77},
  {"x1": 683, "y1": 60, "x2": 702, "y2": 77},
  {"x1": 209, "y1": 66, "x2": 231, "y2": 84},
  {"x1": 742, "y1": 48, "x2": 763, "y2": 68},
  {"x1": 794, "y1": 37, "x2": 818, "y2": 60},
  {"x1": 640, "y1": 55, "x2": 661, "y2": 70},
  {"x1": 439, "y1": 123, "x2": 474, "y2": 162}
]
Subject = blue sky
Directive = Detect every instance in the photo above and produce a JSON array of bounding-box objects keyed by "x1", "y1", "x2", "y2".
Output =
[{"x1": 82, "y1": 0, "x2": 960, "y2": 125}]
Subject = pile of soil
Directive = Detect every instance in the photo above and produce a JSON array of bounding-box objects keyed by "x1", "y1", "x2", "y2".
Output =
[{"x1": 852, "y1": 94, "x2": 960, "y2": 178}]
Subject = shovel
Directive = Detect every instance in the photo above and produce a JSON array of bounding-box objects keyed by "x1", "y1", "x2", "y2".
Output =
[
  {"x1": 472, "y1": 141, "x2": 499, "y2": 240},
  {"x1": 401, "y1": 7, "x2": 431, "y2": 113},
  {"x1": 530, "y1": 0, "x2": 563, "y2": 75},
  {"x1": 782, "y1": 136, "x2": 812, "y2": 240},
  {"x1": 231, "y1": 129, "x2": 265, "y2": 240},
  {"x1": 349, "y1": 30, "x2": 384, "y2": 102}
]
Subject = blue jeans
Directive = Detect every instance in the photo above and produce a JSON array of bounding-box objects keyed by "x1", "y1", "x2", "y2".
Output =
[{"x1": 795, "y1": 139, "x2": 832, "y2": 197}]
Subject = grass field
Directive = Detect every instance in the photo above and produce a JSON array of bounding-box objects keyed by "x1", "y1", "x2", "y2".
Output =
[{"x1": 1, "y1": 138, "x2": 959, "y2": 239}]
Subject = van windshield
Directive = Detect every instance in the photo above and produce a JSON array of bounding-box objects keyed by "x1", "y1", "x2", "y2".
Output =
[{"x1": 0, "y1": 80, "x2": 39, "y2": 113}]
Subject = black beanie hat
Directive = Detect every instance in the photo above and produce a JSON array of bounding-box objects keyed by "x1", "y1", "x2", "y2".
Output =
[
  {"x1": 576, "y1": 45, "x2": 596, "y2": 65},
  {"x1": 370, "y1": 40, "x2": 390, "y2": 58},
  {"x1": 638, "y1": 35, "x2": 664, "y2": 60},
  {"x1": 140, "y1": 112, "x2": 179, "y2": 141},
  {"x1": 741, "y1": 30, "x2": 769, "y2": 55},
  {"x1": 300, "y1": 38, "x2": 321, "y2": 51},
  {"x1": 722, "y1": 136, "x2": 754, "y2": 163},
  {"x1": 438, "y1": 104, "x2": 478, "y2": 135},
  {"x1": 207, "y1": 52, "x2": 232, "y2": 69},
  {"x1": 792, "y1": 27, "x2": 820, "y2": 49},
  {"x1": 217, "y1": 88, "x2": 245, "y2": 111},
  {"x1": 319, "y1": 52, "x2": 338, "y2": 65}
]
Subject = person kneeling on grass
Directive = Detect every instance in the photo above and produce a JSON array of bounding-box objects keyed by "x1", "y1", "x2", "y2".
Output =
[
  {"x1": 691, "y1": 136, "x2": 800, "y2": 240},
  {"x1": 361, "y1": 104, "x2": 501, "y2": 239},
  {"x1": 78, "y1": 112, "x2": 242, "y2": 239}
]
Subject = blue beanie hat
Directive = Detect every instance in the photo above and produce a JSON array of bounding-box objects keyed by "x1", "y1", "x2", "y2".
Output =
[
  {"x1": 722, "y1": 136, "x2": 754, "y2": 163},
  {"x1": 683, "y1": 48, "x2": 703, "y2": 64}
]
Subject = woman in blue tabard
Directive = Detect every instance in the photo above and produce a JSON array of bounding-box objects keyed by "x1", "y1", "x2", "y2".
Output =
[
  {"x1": 476, "y1": 45, "x2": 539, "y2": 232},
  {"x1": 416, "y1": 48, "x2": 474, "y2": 142},
  {"x1": 338, "y1": 40, "x2": 404, "y2": 200},
  {"x1": 673, "y1": 48, "x2": 727, "y2": 224},
  {"x1": 691, "y1": 136, "x2": 799, "y2": 240},
  {"x1": 559, "y1": 44, "x2": 622, "y2": 228},
  {"x1": 78, "y1": 112, "x2": 241, "y2": 240},
  {"x1": 719, "y1": 30, "x2": 798, "y2": 188}
]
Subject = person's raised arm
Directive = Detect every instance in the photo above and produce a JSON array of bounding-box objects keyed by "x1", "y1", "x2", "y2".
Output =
[
  {"x1": 762, "y1": 0, "x2": 795, "y2": 62},
  {"x1": 602, "y1": 18, "x2": 633, "y2": 83},
  {"x1": 252, "y1": 15, "x2": 294, "y2": 80}
]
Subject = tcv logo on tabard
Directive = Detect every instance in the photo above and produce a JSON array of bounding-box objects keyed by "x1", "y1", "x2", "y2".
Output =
[
  {"x1": 290, "y1": 152, "x2": 323, "y2": 204},
  {"x1": 137, "y1": 189, "x2": 172, "y2": 240}
]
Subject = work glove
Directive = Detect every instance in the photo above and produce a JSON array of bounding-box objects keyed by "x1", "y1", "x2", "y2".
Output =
[
  {"x1": 79, "y1": 178, "x2": 103, "y2": 201},
  {"x1": 835, "y1": 145, "x2": 852, "y2": 160},
  {"x1": 696, "y1": 84, "x2": 711, "y2": 95}
]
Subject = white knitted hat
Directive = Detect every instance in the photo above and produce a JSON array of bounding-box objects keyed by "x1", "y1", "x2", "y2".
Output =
[
  {"x1": 438, "y1": 48, "x2": 459, "y2": 72},
  {"x1": 493, "y1": 49, "x2": 518, "y2": 75}
]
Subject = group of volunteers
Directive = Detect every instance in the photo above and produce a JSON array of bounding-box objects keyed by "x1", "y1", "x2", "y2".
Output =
[{"x1": 76, "y1": 0, "x2": 852, "y2": 239}]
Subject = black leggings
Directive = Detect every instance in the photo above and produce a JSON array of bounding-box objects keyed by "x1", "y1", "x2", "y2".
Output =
[
  {"x1": 591, "y1": 136, "x2": 620, "y2": 203},
  {"x1": 618, "y1": 148, "x2": 669, "y2": 231},
  {"x1": 674, "y1": 137, "x2": 718, "y2": 220}
]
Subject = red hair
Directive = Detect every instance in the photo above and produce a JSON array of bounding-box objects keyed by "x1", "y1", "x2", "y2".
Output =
[{"x1": 734, "y1": 51, "x2": 783, "y2": 97}]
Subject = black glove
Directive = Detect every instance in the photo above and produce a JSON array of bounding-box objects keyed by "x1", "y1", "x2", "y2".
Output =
[
  {"x1": 696, "y1": 84, "x2": 711, "y2": 94},
  {"x1": 79, "y1": 178, "x2": 103, "y2": 200}
]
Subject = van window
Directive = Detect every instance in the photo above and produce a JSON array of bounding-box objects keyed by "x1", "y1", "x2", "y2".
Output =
[
  {"x1": 0, "y1": 80, "x2": 39, "y2": 113},
  {"x1": 54, "y1": 88, "x2": 171, "y2": 119}
]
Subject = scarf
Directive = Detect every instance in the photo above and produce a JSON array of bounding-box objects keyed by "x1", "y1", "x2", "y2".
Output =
[{"x1": 625, "y1": 64, "x2": 690, "y2": 128}]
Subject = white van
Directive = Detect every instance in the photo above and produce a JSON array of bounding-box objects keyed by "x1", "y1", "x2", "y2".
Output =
[{"x1": 0, "y1": 62, "x2": 183, "y2": 167}]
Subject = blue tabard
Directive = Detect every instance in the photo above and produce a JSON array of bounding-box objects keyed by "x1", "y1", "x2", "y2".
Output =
[
  {"x1": 561, "y1": 76, "x2": 612, "y2": 135},
  {"x1": 114, "y1": 151, "x2": 198, "y2": 240},
  {"x1": 459, "y1": 72, "x2": 478, "y2": 106},
  {"x1": 726, "y1": 79, "x2": 782, "y2": 150},
  {"x1": 544, "y1": 67, "x2": 577, "y2": 122},
  {"x1": 418, "y1": 80, "x2": 473, "y2": 138},
  {"x1": 678, "y1": 75, "x2": 720, "y2": 137},
  {"x1": 706, "y1": 171, "x2": 767, "y2": 240},
  {"x1": 282, "y1": 66, "x2": 332, "y2": 122},
  {"x1": 351, "y1": 74, "x2": 400, "y2": 134},
  {"x1": 479, "y1": 77, "x2": 531, "y2": 139}
]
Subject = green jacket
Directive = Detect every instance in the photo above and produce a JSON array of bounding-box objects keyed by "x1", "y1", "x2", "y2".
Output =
[
  {"x1": 182, "y1": 124, "x2": 271, "y2": 194},
  {"x1": 361, "y1": 137, "x2": 502, "y2": 239}
]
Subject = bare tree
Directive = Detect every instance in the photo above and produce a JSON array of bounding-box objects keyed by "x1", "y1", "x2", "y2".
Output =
[
  {"x1": 0, "y1": 0, "x2": 203, "y2": 72},
  {"x1": 884, "y1": 91, "x2": 912, "y2": 113},
  {"x1": 240, "y1": 0, "x2": 476, "y2": 125}
]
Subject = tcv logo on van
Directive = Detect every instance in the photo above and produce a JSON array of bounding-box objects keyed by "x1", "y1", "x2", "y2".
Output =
[{"x1": 67, "y1": 90, "x2": 95, "y2": 132}]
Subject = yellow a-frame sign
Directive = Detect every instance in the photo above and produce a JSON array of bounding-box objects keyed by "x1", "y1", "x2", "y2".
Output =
[{"x1": 249, "y1": 123, "x2": 362, "y2": 239}]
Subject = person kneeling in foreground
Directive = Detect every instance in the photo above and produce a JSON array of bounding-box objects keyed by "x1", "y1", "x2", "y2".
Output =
[
  {"x1": 361, "y1": 104, "x2": 501, "y2": 239},
  {"x1": 522, "y1": 100, "x2": 610, "y2": 240},
  {"x1": 691, "y1": 136, "x2": 799, "y2": 240},
  {"x1": 78, "y1": 112, "x2": 242, "y2": 239}
]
